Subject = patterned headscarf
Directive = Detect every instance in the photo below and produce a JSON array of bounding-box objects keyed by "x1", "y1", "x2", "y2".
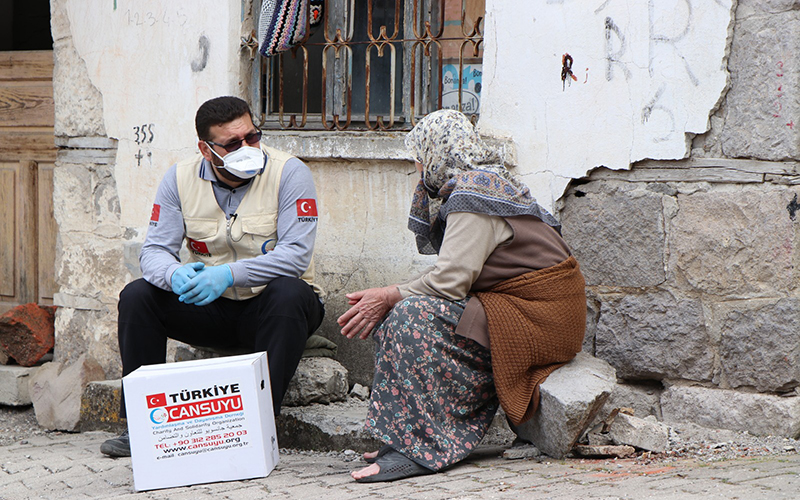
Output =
[{"x1": 405, "y1": 109, "x2": 560, "y2": 254}]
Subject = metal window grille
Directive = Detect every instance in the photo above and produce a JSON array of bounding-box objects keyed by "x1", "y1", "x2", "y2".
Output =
[{"x1": 254, "y1": 0, "x2": 484, "y2": 131}]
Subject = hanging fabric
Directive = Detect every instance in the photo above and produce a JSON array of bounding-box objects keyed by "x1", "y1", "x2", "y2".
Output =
[
  {"x1": 309, "y1": 0, "x2": 324, "y2": 28},
  {"x1": 258, "y1": 0, "x2": 310, "y2": 57}
]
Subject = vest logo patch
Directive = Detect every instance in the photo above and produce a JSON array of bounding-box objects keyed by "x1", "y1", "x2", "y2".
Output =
[
  {"x1": 296, "y1": 199, "x2": 318, "y2": 222},
  {"x1": 150, "y1": 204, "x2": 160, "y2": 226},
  {"x1": 188, "y1": 239, "x2": 211, "y2": 257},
  {"x1": 261, "y1": 239, "x2": 276, "y2": 254}
]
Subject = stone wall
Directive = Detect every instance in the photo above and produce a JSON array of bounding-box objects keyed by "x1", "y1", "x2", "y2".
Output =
[
  {"x1": 559, "y1": 0, "x2": 800, "y2": 437},
  {"x1": 48, "y1": 0, "x2": 800, "y2": 437}
]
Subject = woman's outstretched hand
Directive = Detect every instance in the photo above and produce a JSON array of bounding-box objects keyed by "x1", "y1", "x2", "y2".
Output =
[{"x1": 337, "y1": 286, "x2": 401, "y2": 340}]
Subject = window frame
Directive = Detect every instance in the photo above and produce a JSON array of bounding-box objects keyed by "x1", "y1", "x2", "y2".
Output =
[{"x1": 251, "y1": 0, "x2": 485, "y2": 132}]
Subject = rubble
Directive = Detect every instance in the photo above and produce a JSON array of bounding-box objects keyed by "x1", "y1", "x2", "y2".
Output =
[
  {"x1": 572, "y1": 444, "x2": 636, "y2": 458},
  {"x1": 513, "y1": 352, "x2": 616, "y2": 459},
  {"x1": 0, "y1": 365, "x2": 37, "y2": 406},
  {"x1": 503, "y1": 444, "x2": 541, "y2": 460},
  {"x1": 0, "y1": 304, "x2": 56, "y2": 367},
  {"x1": 348, "y1": 383, "x2": 370, "y2": 400},
  {"x1": 28, "y1": 354, "x2": 104, "y2": 431},
  {"x1": 283, "y1": 357, "x2": 349, "y2": 406}
]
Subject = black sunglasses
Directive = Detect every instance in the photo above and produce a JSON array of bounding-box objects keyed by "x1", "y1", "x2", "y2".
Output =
[{"x1": 206, "y1": 131, "x2": 263, "y2": 153}]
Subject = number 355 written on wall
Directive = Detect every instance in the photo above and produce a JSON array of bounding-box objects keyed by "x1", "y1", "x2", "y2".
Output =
[{"x1": 134, "y1": 124, "x2": 155, "y2": 144}]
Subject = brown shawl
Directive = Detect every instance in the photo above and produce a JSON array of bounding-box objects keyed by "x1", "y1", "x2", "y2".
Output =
[{"x1": 476, "y1": 256, "x2": 586, "y2": 425}]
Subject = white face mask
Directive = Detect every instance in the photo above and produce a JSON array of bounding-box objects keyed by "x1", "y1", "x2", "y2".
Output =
[{"x1": 207, "y1": 144, "x2": 265, "y2": 179}]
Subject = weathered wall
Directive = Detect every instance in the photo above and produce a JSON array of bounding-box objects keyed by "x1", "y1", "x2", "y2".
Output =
[
  {"x1": 480, "y1": 0, "x2": 735, "y2": 211},
  {"x1": 50, "y1": 0, "x2": 800, "y2": 437},
  {"x1": 559, "y1": 0, "x2": 800, "y2": 437}
]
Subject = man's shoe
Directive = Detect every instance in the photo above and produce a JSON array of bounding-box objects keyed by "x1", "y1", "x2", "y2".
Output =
[{"x1": 100, "y1": 430, "x2": 130, "y2": 457}]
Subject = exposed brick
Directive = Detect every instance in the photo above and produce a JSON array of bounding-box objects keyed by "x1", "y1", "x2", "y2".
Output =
[{"x1": 0, "y1": 304, "x2": 56, "y2": 367}]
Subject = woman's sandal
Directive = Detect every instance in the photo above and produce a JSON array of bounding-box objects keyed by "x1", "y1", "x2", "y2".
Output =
[
  {"x1": 363, "y1": 444, "x2": 393, "y2": 464},
  {"x1": 355, "y1": 450, "x2": 435, "y2": 483}
]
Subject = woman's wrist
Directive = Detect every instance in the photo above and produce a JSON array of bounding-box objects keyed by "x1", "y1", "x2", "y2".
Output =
[{"x1": 385, "y1": 285, "x2": 402, "y2": 307}]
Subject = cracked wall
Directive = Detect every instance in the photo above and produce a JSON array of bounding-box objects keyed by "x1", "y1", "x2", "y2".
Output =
[
  {"x1": 480, "y1": 0, "x2": 736, "y2": 211},
  {"x1": 556, "y1": 0, "x2": 800, "y2": 437}
]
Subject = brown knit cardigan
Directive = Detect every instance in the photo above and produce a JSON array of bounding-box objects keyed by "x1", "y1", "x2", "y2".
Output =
[{"x1": 476, "y1": 256, "x2": 586, "y2": 425}]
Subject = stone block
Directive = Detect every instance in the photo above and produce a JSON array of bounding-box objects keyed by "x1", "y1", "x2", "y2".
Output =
[
  {"x1": 53, "y1": 308, "x2": 121, "y2": 380},
  {"x1": 167, "y1": 340, "x2": 349, "y2": 407},
  {"x1": 599, "y1": 382, "x2": 663, "y2": 422},
  {"x1": 721, "y1": 9, "x2": 800, "y2": 160},
  {"x1": 52, "y1": 34, "x2": 106, "y2": 137},
  {"x1": 276, "y1": 400, "x2": 380, "y2": 452},
  {"x1": 0, "y1": 365, "x2": 37, "y2": 405},
  {"x1": 283, "y1": 357, "x2": 349, "y2": 406},
  {"x1": 595, "y1": 291, "x2": 713, "y2": 382},
  {"x1": 607, "y1": 413, "x2": 669, "y2": 453},
  {"x1": 572, "y1": 444, "x2": 635, "y2": 458},
  {"x1": 714, "y1": 298, "x2": 800, "y2": 392},
  {"x1": 513, "y1": 353, "x2": 616, "y2": 459},
  {"x1": 502, "y1": 444, "x2": 541, "y2": 460},
  {"x1": 661, "y1": 384, "x2": 800, "y2": 438},
  {"x1": 77, "y1": 380, "x2": 126, "y2": 434},
  {"x1": 482, "y1": 407, "x2": 516, "y2": 447},
  {"x1": 0, "y1": 304, "x2": 56, "y2": 367},
  {"x1": 668, "y1": 189, "x2": 796, "y2": 297},
  {"x1": 0, "y1": 344, "x2": 9, "y2": 365},
  {"x1": 29, "y1": 354, "x2": 105, "y2": 431},
  {"x1": 560, "y1": 186, "x2": 666, "y2": 287}
]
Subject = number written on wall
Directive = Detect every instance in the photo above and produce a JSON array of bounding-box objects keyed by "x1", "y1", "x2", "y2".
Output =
[
  {"x1": 134, "y1": 124, "x2": 155, "y2": 167},
  {"x1": 134, "y1": 124, "x2": 155, "y2": 144}
]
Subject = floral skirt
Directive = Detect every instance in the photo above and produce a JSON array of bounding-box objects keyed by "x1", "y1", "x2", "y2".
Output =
[{"x1": 365, "y1": 295, "x2": 499, "y2": 471}]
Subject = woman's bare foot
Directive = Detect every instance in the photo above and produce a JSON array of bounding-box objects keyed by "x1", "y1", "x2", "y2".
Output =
[
  {"x1": 363, "y1": 449, "x2": 380, "y2": 462},
  {"x1": 351, "y1": 463, "x2": 380, "y2": 480}
]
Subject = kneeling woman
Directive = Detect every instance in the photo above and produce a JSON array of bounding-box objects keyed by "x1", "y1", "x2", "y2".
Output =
[{"x1": 337, "y1": 109, "x2": 586, "y2": 483}]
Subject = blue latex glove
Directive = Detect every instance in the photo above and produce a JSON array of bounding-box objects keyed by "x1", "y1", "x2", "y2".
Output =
[
  {"x1": 177, "y1": 264, "x2": 233, "y2": 306},
  {"x1": 170, "y1": 262, "x2": 205, "y2": 295}
]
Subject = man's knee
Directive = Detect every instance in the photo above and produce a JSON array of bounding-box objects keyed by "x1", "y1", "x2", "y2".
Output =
[
  {"x1": 119, "y1": 278, "x2": 160, "y2": 305},
  {"x1": 262, "y1": 277, "x2": 314, "y2": 305}
]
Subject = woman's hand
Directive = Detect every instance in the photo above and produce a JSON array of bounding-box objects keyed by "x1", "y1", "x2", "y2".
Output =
[{"x1": 337, "y1": 286, "x2": 402, "y2": 340}]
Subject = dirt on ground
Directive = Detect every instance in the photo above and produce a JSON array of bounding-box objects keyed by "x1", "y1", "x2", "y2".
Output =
[{"x1": 0, "y1": 405, "x2": 48, "y2": 447}]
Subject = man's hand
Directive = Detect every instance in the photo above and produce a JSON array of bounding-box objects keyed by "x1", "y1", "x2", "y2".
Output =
[
  {"x1": 176, "y1": 264, "x2": 233, "y2": 306},
  {"x1": 337, "y1": 286, "x2": 401, "y2": 340},
  {"x1": 171, "y1": 262, "x2": 205, "y2": 295}
]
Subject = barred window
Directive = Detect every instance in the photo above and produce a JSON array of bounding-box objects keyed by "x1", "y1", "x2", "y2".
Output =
[{"x1": 256, "y1": 0, "x2": 485, "y2": 131}]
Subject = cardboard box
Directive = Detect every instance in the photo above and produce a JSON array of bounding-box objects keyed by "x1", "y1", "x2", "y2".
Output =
[{"x1": 123, "y1": 352, "x2": 279, "y2": 491}]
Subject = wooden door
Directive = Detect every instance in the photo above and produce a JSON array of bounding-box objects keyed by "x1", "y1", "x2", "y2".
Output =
[{"x1": 0, "y1": 51, "x2": 57, "y2": 314}]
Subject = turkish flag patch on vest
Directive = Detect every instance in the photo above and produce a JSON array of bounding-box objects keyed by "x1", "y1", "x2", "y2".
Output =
[
  {"x1": 188, "y1": 238, "x2": 211, "y2": 256},
  {"x1": 296, "y1": 199, "x2": 318, "y2": 221}
]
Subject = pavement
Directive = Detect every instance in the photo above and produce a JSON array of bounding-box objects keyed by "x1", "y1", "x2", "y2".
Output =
[{"x1": 2, "y1": 430, "x2": 800, "y2": 499}]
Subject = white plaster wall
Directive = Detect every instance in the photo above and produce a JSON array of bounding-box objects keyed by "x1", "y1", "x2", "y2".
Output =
[
  {"x1": 479, "y1": 0, "x2": 735, "y2": 211},
  {"x1": 64, "y1": 0, "x2": 246, "y2": 228}
]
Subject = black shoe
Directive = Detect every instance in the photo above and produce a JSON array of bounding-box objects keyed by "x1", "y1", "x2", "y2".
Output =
[{"x1": 100, "y1": 430, "x2": 130, "y2": 457}]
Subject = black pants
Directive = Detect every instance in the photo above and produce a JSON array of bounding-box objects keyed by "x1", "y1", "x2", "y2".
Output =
[{"x1": 117, "y1": 277, "x2": 324, "y2": 418}]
